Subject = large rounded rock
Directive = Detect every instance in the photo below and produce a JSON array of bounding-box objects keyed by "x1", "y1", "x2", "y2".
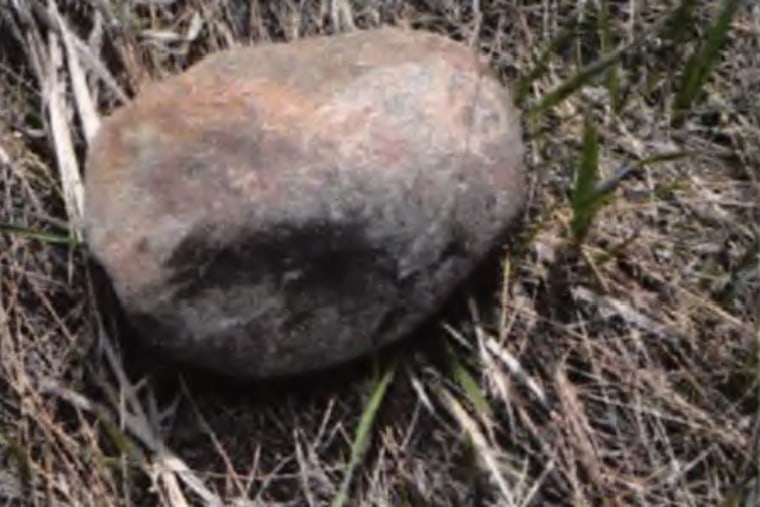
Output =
[{"x1": 84, "y1": 27, "x2": 525, "y2": 379}]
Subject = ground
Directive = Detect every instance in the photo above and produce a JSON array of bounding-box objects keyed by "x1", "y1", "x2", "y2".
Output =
[{"x1": 0, "y1": 1, "x2": 758, "y2": 506}]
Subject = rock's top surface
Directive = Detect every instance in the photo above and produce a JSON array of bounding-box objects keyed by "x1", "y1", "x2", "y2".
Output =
[{"x1": 84, "y1": 27, "x2": 526, "y2": 379}]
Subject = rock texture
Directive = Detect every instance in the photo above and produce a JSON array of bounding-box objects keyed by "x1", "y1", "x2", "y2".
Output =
[{"x1": 84, "y1": 27, "x2": 526, "y2": 379}]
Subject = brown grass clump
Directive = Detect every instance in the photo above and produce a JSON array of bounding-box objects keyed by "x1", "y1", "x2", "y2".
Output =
[{"x1": 1, "y1": 1, "x2": 758, "y2": 506}]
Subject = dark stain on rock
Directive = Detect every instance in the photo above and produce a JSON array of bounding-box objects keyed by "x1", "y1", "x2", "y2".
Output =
[
  {"x1": 168, "y1": 221, "x2": 399, "y2": 297},
  {"x1": 165, "y1": 221, "x2": 412, "y2": 343}
]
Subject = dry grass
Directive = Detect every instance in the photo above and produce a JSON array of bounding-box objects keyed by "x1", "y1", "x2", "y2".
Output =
[{"x1": 1, "y1": 1, "x2": 758, "y2": 506}]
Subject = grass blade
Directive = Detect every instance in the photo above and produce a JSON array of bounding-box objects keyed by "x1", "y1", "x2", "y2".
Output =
[
  {"x1": 527, "y1": 1, "x2": 715, "y2": 121},
  {"x1": 672, "y1": 0, "x2": 743, "y2": 115},
  {"x1": 664, "y1": 0, "x2": 699, "y2": 44},
  {"x1": 514, "y1": 14, "x2": 580, "y2": 103},
  {"x1": 527, "y1": 32, "x2": 646, "y2": 121},
  {"x1": 632, "y1": 151, "x2": 688, "y2": 168},
  {"x1": 0, "y1": 222, "x2": 80, "y2": 246},
  {"x1": 436, "y1": 387, "x2": 517, "y2": 506},
  {"x1": 570, "y1": 117, "x2": 601, "y2": 244},
  {"x1": 598, "y1": 1, "x2": 621, "y2": 112},
  {"x1": 445, "y1": 342, "x2": 492, "y2": 418},
  {"x1": 330, "y1": 360, "x2": 396, "y2": 507}
]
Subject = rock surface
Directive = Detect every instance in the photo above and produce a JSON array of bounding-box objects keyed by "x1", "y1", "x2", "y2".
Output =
[{"x1": 84, "y1": 27, "x2": 526, "y2": 379}]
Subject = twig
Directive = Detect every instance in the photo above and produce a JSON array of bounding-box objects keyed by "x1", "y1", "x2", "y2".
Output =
[
  {"x1": 50, "y1": 3, "x2": 101, "y2": 145},
  {"x1": 97, "y1": 327, "x2": 224, "y2": 507},
  {"x1": 437, "y1": 386, "x2": 518, "y2": 507},
  {"x1": 44, "y1": 2, "x2": 84, "y2": 240}
]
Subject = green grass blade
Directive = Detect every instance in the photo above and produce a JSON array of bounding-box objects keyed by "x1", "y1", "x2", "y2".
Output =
[
  {"x1": 598, "y1": 1, "x2": 622, "y2": 112},
  {"x1": 632, "y1": 151, "x2": 688, "y2": 168},
  {"x1": 572, "y1": 118, "x2": 600, "y2": 207},
  {"x1": 100, "y1": 418, "x2": 139, "y2": 459},
  {"x1": 445, "y1": 343, "x2": 491, "y2": 418},
  {"x1": 570, "y1": 118, "x2": 601, "y2": 244},
  {"x1": 0, "y1": 222, "x2": 80, "y2": 246},
  {"x1": 528, "y1": 1, "x2": 714, "y2": 121},
  {"x1": 664, "y1": 0, "x2": 699, "y2": 43},
  {"x1": 330, "y1": 360, "x2": 396, "y2": 507},
  {"x1": 673, "y1": 0, "x2": 743, "y2": 115},
  {"x1": 566, "y1": 132, "x2": 678, "y2": 247},
  {"x1": 514, "y1": 15, "x2": 580, "y2": 103},
  {"x1": 3, "y1": 435, "x2": 31, "y2": 479},
  {"x1": 528, "y1": 33, "x2": 646, "y2": 121}
]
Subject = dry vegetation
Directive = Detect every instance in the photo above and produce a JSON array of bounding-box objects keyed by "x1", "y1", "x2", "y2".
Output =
[{"x1": 0, "y1": 1, "x2": 758, "y2": 506}]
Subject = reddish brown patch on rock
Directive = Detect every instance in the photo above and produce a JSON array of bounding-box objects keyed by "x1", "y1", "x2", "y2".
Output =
[{"x1": 84, "y1": 27, "x2": 526, "y2": 379}]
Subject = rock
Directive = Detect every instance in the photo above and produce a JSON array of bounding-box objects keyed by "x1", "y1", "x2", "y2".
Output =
[{"x1": 84, "y1": 26, "x2": 526, "y2": 379}]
